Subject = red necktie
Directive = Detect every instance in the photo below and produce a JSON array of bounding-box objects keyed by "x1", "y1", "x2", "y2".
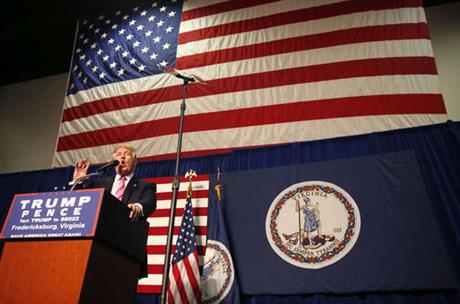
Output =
[{"x1": 115, "y1": 177, "x2": 127, "y2": 201}]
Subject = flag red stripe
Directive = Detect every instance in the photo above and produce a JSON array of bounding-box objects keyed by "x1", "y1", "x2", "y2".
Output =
[
  {"x1": 145, "y1": 175, "x2": 210, "y2": 184},
  {"x1": 184, "y1": 252, "x2": 201, "y2": 302},
  {"x1": 138, "y1": 144, "x2": 316, "y2": 163},
  {"x1": 179, "y1": 0, "x2": 421, "y2": 44},
  {"x1": 138, "y1": 285, "x2": 161, "y2": 294},
  {"x1": 138, "y1": 147, "x2": 234, "y2": 162},
  {"x1": 148, "y1": 264, "x2": 164, "y2": 273},
  {"x1": 147, "y1": 245, "x2": 206, "y2": 255},
  {"x1": 62, "y1": 23, "x2": 430, "y2": 123},
  {"x1": 172, "y1": 264, "x2": 189, "y2": 303},
  {"x1": 148, "y1": 226, "x2": 207, "y2": 236},
  {"x1": 177, "y1": 23, "x2": 430, "y2": 69},
  {"x1": 150, "y1": 207, "x2": 208, "y2": 218},
  {"x1": 62, "y1": 86, "x2": 183, "y2": 122},
  {"x1": 167, "y1": 287, "x2": 174, "y2": 304},
  {"x1": 58, "y1": 92, "x2": 442, "y2": 152},
  {"x1": 181, "y1": 0, "x2": 280, "y2": 21},
  {"x1": 155, "y1": 189, "x2": 209, "y2": 201}
]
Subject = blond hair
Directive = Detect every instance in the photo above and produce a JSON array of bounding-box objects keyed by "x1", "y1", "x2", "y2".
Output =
[{"x1": 112, "y1": 145, "x2": 137, "y2": 161}]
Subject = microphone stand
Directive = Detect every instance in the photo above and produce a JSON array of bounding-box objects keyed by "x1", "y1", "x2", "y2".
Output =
[
  {"x1": 160, "y1": 77, "x2": 192, "y2": 304},
  {"x1": 69, "y1": 172, "x2": 101, "y2": 191}
]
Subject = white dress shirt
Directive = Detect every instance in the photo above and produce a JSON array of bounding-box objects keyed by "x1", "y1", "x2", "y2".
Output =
[
  {"x1": 111, "y1": 173, "x2": 134, "y2": 197},
  {"x1": 111, "y1": 173, "x2": 144, "y2": 215}
]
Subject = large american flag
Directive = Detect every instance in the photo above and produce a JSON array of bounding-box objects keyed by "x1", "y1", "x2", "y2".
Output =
[
  {"x1": 54, "y1": 0, "x2": 446, "y2": 166},
  {"x1": 138, "y1": 175, "x2": 209, "y2": 294}
]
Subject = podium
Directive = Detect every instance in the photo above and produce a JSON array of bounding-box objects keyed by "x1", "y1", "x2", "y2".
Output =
[{"x1": 0, "y1": 189, "x2": 149, "y2": 304}]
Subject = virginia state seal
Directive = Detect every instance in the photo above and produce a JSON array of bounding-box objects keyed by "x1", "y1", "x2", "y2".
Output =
[
  {"x1": 265, "y1": 181, "x2": 361, "y2": 269},
  {"x1": 201, "y1": 240, "x2": 235, "y2": 303}
]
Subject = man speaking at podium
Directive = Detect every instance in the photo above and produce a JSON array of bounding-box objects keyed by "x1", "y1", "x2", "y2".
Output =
[
  {"x1": 72, "y1": 145, "x2": 157, "y2": 223},
  {"x1": 71, "y1": 145, "x2": 156, "y2": 278}
]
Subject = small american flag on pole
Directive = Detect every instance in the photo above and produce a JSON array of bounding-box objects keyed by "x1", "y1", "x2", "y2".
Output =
[
  {"x1": 137, "y1": 176, "x2": 208, "y2": 294},
  {"x1": 167, "y1": 185, "x2": 201, "y2": 303}
]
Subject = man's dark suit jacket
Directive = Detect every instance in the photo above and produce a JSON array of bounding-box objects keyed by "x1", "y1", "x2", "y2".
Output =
[
  {"x1": 86, "y1": 176, "x2": 157, "y2": 217},
  {"x1": 81, "y1": 175, "x2": 156, "y2": 278}
]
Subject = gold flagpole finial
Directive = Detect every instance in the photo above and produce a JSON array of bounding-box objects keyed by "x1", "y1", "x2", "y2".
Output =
[
  {"x1": 185, "y1": 169, "x2": 197, "y2": 196},
  {"x1": 215, "y1": 166, "x2": 222, "y2": 202}
]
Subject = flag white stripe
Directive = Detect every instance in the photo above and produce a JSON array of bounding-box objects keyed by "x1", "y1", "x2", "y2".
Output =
[
  {"x1": 147, "y1": 217, "x2": 208, "y2": 229},
  {"x1": 180, "y1": 0, "x2": 346, "y2": 33},
  {"x1": 176, "y1": 261, "x2": 193, "y2": 303},
  {"x1": 156, "y1": 198, "x2": 209, "y2": 209},
  {"x1": 176, "y1": 262, "x2": 191, "y2": 303},
  {"x1": 148, "y1": 254, "x2": 167, "y2": 264},
  {"x1": 146, "y1": 234, "x2": 206, "y2": 247},
  {"x1": 184, "y1": 256, "x2": 199, "y2": 303},
  {"x1": 62, "y1": 73, "x2": 174, "y2": 110},
  {"x1": 178, "y1": 7, "x2": 425, "y2": 56},
  {"x1": 54, "y1": 114, "x2": 446, "y2": 166},
  {"x1": 168, "y1": 270, "x2": 181, "y2": 304},
  {"x1": 188, "y1": 255, "x2": 201, "y2": 303},
  {"x1": 138, "y1": 273, "x2": 163, "y2": 285},
  {"x1": 146, "y1": 233, "x2": 206, "y2": 246},
  {"x1": 188, "y1": 254, "x2": 201, "y2": 283},
  {"x1": 181, "y1": 0, "x2": 229, "y2": 11},
  {"x1": 156, "y1": 181, "x2": 209, "y2": 193}
]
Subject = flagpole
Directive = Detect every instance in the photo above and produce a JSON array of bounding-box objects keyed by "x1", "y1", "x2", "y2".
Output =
[{"x1": 160, "y1": 77, "x2": 191, "y2": 304}]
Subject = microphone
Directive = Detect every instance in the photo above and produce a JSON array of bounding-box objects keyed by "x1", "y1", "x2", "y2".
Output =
[
  {"x1": 69, "y1": 160, "x2": 119, "y2": 191},
  {"x1": 174, "y1": 73, "x2": 195, "y2": 83},
  {"x1": 162, "y1": 66, "x2": 197, "y2": 83},
  {"x1": 95, "y1": 160, "x2": 120, "y2": 173}
]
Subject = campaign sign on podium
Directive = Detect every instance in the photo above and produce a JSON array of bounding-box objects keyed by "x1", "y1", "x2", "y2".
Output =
[{"x1": 0, "y1": 189, "x2": 104, "y2": 239}]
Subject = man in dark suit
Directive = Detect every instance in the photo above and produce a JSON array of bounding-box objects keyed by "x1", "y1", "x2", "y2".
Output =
[
  {"x1": 72, "y1": 145, "x2": 156, "y2": 222},
  {"x1": 72, "y1": 145, "x2": 156, "y2": 278}
]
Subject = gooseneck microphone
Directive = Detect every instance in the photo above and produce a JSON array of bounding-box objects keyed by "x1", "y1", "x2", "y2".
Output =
[
  {"x1": 174, "y1": 73, "x2": 195, "y2": 83},
  {"x1": 96, "y1": 159, "x2": 120, "y2": 173},
  {"x1": 70, "y1": 160, "x2": 120, "y2": 191}
]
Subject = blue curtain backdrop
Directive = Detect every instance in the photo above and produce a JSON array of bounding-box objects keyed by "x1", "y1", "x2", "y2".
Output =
[{"x1": 1, "y1": 121, "x2": 459, "y2": 304}]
